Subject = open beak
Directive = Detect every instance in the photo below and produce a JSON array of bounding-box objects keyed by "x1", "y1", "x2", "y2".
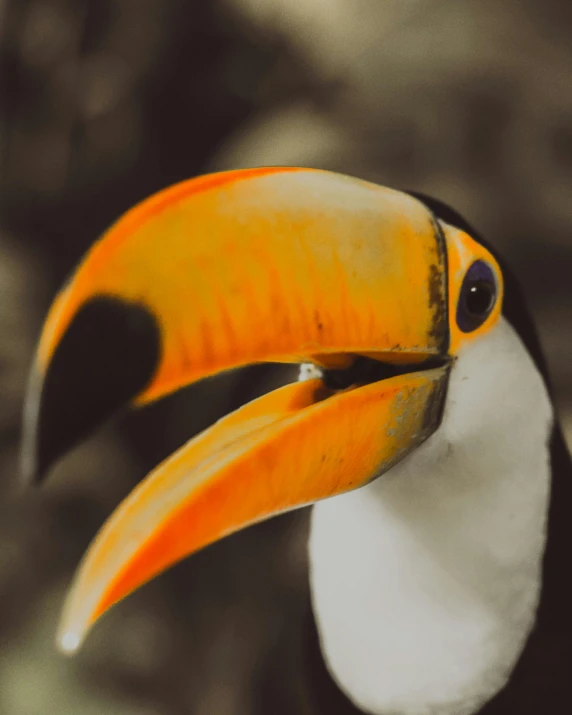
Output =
[{"x1": 22, "y1": 167, "x2": 453, "y2": 653}]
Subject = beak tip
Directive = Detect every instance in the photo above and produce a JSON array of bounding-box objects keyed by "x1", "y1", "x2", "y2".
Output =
[
  {"x1": 20, "y1": 433, "x2": 42, "y2": 489},
  {"x1": 19, "y1": 460, "x2": 39, "y2": 488},
  {"x1": 20, "y1": 407, "x2": 50, "y2": 488},
  {"x1": 20, "y1": 296, "x2": 162, "y2": 489},
  {"x1": 20, "y1": 366, "x2": 43, "y2": 486},
  {"x1": 19, "y1": 454, "x2": 48, "y2": 488},
  {"x1": 58, "y1": 630, "x2": 82, "y2": 656}
]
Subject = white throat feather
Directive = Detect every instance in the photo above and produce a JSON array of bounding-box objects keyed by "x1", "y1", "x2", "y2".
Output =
[{"x1": 308, "y1": 318, "x2": 553, "y2": 715}]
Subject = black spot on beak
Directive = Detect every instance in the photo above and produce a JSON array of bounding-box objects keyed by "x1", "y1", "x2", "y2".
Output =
[{"x1": 22, "y1": 296, "x2": 161, "y2": 484}]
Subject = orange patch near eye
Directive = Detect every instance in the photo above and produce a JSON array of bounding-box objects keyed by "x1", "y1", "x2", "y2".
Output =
[{"x1": 442, "y1": 223, "x2": 504, "y2": 355}]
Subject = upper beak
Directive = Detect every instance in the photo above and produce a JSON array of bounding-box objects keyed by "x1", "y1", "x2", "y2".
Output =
[{"x1": 22, "y1": 167, "x2": 451, "y2": 653}]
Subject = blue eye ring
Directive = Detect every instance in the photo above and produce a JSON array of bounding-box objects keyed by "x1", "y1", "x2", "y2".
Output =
[{"x1": 456, "y1": 260, "x2": 498, "y2": 333}]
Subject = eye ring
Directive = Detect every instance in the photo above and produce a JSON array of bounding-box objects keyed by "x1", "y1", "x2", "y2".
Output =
[{"x1": 456, "y1": 260, "x2": 498, "y2": 333}]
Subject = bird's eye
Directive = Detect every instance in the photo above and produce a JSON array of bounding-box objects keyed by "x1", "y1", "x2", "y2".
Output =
[{"x1": 456, "y1": 260, "x2": 498, "y2": 333}]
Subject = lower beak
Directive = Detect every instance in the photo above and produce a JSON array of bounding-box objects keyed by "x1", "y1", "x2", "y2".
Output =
[
  {"x1": 59, "y1": 365, "x2": 447, "y2": 653},
  {"x1": 22, "y1": 168, "x2": 451, "y2": 653}
]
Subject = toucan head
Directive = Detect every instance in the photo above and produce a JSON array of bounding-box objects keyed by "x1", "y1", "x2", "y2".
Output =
[{"x1": 21, "y1": 167, "x2": 504, "y2": 654}]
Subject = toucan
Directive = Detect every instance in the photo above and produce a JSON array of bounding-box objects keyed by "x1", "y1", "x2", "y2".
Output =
[{"x1": 21, "y1": 168, "x2": 571, "y2": 714}]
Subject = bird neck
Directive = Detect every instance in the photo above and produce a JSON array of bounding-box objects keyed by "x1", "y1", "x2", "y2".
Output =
[
  {"x1": 477, "y1": 425, "x2": 572, "y2": 714},
  {"x1": 308, "y1": 320, "x2": 562, "y2": 715}
]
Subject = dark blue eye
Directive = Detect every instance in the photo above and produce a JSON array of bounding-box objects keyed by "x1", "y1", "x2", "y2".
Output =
[{"x1": 456, "y1": 260, "x2": 498, "y2": 333}]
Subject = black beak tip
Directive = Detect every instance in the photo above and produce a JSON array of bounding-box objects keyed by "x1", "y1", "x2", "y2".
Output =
[
  {"x1": 20, "y1": 453, "x2": 45, "y2": 488},
  {"x1": 20, "y1": 367, "x2": 45, "y2": 486},
  {"x1": 20, "y1": 296, "x2": 161, "y2": 487}
]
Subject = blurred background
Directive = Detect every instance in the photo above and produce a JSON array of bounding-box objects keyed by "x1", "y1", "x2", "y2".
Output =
[{"x1": 1, "y1": 1, "x2": 572, "y2": 713}]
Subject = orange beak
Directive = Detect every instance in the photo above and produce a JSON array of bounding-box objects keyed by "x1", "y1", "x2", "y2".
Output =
[{"x1": 22, "y1": 167, "x2": 457, "y2": 654}]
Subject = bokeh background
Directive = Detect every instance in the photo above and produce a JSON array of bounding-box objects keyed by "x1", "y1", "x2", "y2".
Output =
[{"x1": 1, "y1": 1, "x2": 572, "y2": 713}]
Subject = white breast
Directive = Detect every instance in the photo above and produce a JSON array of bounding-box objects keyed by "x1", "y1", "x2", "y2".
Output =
[{"x1": 308, "y1": 318, "x2": 553, "y2": 715}]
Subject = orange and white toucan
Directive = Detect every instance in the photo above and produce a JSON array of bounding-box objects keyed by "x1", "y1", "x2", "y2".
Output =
[{"x1": 22, "y1": 168, "x2": 571, "y2": 714}]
